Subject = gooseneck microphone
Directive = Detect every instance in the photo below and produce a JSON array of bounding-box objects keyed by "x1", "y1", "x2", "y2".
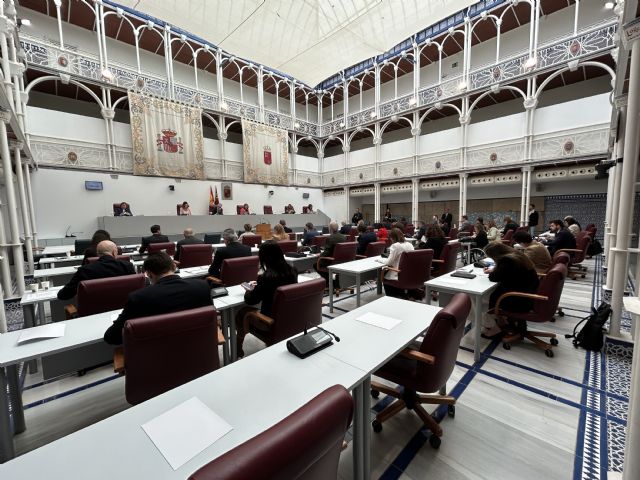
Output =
[{"x1": 315, "y1": 325, "x2": 340, "y2": 342}]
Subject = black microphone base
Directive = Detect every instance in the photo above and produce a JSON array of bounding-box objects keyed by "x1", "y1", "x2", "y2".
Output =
[{"x1": 287, "y1": 328, "x2": 333, "y2": 359}]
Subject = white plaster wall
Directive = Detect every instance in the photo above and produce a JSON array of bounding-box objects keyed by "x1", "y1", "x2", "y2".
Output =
[
  {"x1": 467, "y1": 111, "x2": 525, "y2": 145},
  {"x1": 322, "y1": 194, "x2": 348, "y2": 224},
  {"x1": 533, "y1": 93, "x2": 611, "y2": 134}
]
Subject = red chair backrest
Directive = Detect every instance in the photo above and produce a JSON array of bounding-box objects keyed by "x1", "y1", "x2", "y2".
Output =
[
  {"x1": 288, "y1": 233, "x2": 297, "y2": 241},
  {"x1": 516, "y1": 226, "x2": 528, "y2": 232},
  {"x1": 350, "y1": 227, "x2": 358, "y2": 236},
  {"x1": 124, "y1": 306, "x2": 220, "y2": 405},
  {"x1": 331, "y1": 242, "x2": 357, "y2": 264},
  {"x1": 346, "y1": 233, "x2": 356, "y2": 242},
  {"x1": 395, "y1": 249, "x2": 434, "y2": 289},
  {"x1": 312, "y1": 235, "x2": 327, "y2": 248},
  {"x1": 364, "y1": 241, "x2": 387, "y2": 257},
  {"x1": 572, "y1": 235, "x2": 591, "y2": 264},
  {"x1": 176, "y1": 204, "x2": 181, "y2": 215},
  {"x1": 405, "y1": 224, "x2": 415, "y2": 236},
  {"x1": 432, "y1": 242, "x2": 460, "y2": 277},
  {"x1": 448, "y1": 228, "x2": 458, "y2": 240},
  {"x1": 265, "y1": 278, "x2": 326, "y2": 345},
  {"x1": 237, "y1": 205, "x2": 243, "y2": 214},
  {"x1": 85, "y1": 255, "x2": 131, "y2": 263},
  {"x1": 179, "y1": 244, "x2": 213, "y2": 268},
  {"x1": 416, "y1": 293, "x2": 471, "y2": 392},
  {"x1": 532, "y1": 263, "x2": 567, "y2": 320},
  {"x1": 277, "y1": 240, "x2": 298, "y2": 253},
  {"x1": 503, "y1": 229, "x2": 514, "y2": 242},
  {"x1": 188, "y1": 385, "x2": 353, "y2": 480},
  {"x1": 263, "y1": 205, "x2": 273, "y2": 214},
  {"x1": 148, "y1": 242, "x2": 176, "y2": 256},
  {"x1": 302, "y1": 206, "x2": 309, "y2": 214},
  {"x1": 221, "y1": 256, "x2": 260, "y2": 286},
  {"x1": 77, "y1": 274, "x2": 146, "y2": 317},
  {"x1": 552, "y1": 251, "x2": 571, "y2": 266},
  {"x1": 241, "y1": 234, "x2": 262, "y2": 247}
]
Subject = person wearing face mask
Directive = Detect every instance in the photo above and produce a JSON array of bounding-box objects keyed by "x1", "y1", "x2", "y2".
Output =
[{"x1": 103, "y1": 252, "x2": 211, "y2": 345}]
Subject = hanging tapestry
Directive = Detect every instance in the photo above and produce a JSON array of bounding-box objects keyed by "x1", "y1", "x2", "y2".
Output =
[
  {"x1": 242, "y1": 119, "x2": 289, "y2": 185},
  {"x1": 129, "y1": 92, "x2": 205, "y2": 179}
]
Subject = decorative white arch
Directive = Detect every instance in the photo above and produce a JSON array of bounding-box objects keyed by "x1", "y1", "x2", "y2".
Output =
[
  {"x1": 224, "y1": 119, "x2": 240, "y2": 134},
  {"x1": 296, "y1": 136, "x2": 321, "y2": 157},
  {"x1": 112, "y1": 95, "x2": 129, "y2": 110},
  {"x1": 417, "y1": 103, "x2": 462, "y2": 128},
  {"x1": 468, "y1": 85, "x2": 527, "y2": 115},
  {"x1": 534, "y1": 61, "x2": 615, "y2": 99},
  {"x1": 25, "y1": 76, "x2": 105, "y2": 109},
  {"x1": 347, "y1": 126, "x2": 375, "y2": 147},
  {"x1": 202, "y1": 112, "x2": 221, "y2": 132},
  {"x1": 380, "y1": 116, "x2": 414, "y2": 136}
]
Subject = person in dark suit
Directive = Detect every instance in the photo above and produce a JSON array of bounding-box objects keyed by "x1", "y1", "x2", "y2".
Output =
[
  {"x1": 441, "y1": 208, "x2": 453, "y2": 228},
  {"x1": 356, "y1": 223, "x2": 377, "y2": 255},
  {"x1": 315, "y1": 221, "x2": 346, "y2": 288},
  {"x1": 174, "y1": 228, "x2": 204, "y2": 261},
  {"x1": 82, "y1": 229, "x2": 112, "y2": 264},
  {"x1": 528, "y1": 204, "x2": 539, "y2": 236},
  {"x1": 114, "y1": 202, "x2": 133, "y2": 216},
  {"x1": 279, "y1": 219, "x2": 292, "y2": 234},
  {"x1": 502, "y1": 216, "x2": 518, "y2": 236},
  {"x1": 139, "y1": 225, "x2": 169, "y2": 254},
  {"x1": 543, "y1": 219, "x2": 577, "y2": 256},
  {"x1": 103, "y1": 252, "x2": 212, "y2": 345},
  {"x1": 301, "y1": 222, "x2": 320, "y2": 246},
  {"x1": 339, "y1": 221, "x2": 351, "y2": 235},
  {"x1": 352, "y1": 208, "x2": 363, "y2": 225},
  {"x1": 419, "y1": 224, "x2": 448, "y2": 260},
  {"x1": 208, "y1": 228, "x2": 251, "y2": 277},
  {"x1": 58, "y1": 240, "x2": 135, "y2": 300}
]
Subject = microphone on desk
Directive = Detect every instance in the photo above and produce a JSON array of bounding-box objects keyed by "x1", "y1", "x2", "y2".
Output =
[
  {"x1": 305, "y1": 323, "x2": 340, "y2": 342},
  {"x1": 288, "y1": 322, "x2": 337, "y2": 358},
  {"x1": 64, "y1": 225, "x2": 72, "y2": 238}
]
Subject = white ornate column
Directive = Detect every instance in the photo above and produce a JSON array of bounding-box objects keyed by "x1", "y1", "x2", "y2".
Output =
[
  {"x1": 520, "y1": 166, "x2": 532, "y2": 226},
  {"x1": 0, "y1": 10, "x2": 14, "y2": 110},
  {"x1": 0, "y1": 110, "x2": 24, "y2": 295},
  {"x1": 344, "y1": 186, "x2": 350, "y2": 222},
  {"x1": 11, "y1": 141, "x2": 33, "y2": 273},
  {"x1": 218, "y1": 129, "x2": 228, "y2": 179},
  {"x1": 101, "y1": 106, "x2": 116, "y2": 170},
  {"x1": 22, "y1": 160, "x2": 37, "y2": 248},
  {"x1": 374, "y1": 182, "x2": 381, "y2": 223},
  {"x1": 411, "y1": 178, "x2": 419, "y2": 226},
  {"x1": 524, "y1": 166, "x2": 533, "y2": 224},
  {"x1": 411, "y1": 121, "x2": 420, "y2": 176},
  {"x1": 610, "y1": 40, "x2": 640, "y2": 338},
  {"x1": 606, "y1": 103, "x2": 626, "y2": 281},
  {"x1": 623, "y1": 296, "x2": 640, "y2": 480},
  {"x1": 458, "y1": 173, "x2": 468, "y2": 222}
]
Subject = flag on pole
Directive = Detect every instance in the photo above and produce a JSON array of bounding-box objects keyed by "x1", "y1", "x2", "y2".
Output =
[
  {"x1": 209, "y1": 186, "x2": 214, "y2": 205},
  {"x1": 214, "y1": 186, "x2": 220, "y2": 205}
]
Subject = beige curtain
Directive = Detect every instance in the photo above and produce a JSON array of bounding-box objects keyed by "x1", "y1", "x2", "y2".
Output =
[
  {"x1": 242, "y1": 119, "x2": 289, "y2": 185},
  {"x1": 129, "y1": 92, "x2": 205, "y2": 179}
]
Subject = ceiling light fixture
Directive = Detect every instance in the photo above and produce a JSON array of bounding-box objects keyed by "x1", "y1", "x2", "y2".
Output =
[
  {"x1": 220, "y1": 101, "x2": 228, "y2": 111},
  {"x1": 294, "y1": 122, "x2": 300, "y2": 128},
  {"x1": 457, "y1": 81, "x2": 467, "y2": 91},
  {"x1": 409, "y1": 97, "x2": 417, "y2": 106},
  {"x1": 604, "y1": 1, "x2": 615, "y2": 9},
  {"x1": 370, "y1": 111, "x2": 377, "y2": 118},
  {"x1": 101, "y1": 68, "x2": 115, "y2": 81},
  {"x1": 339, "y1": 121, "x2": 345, "y2": 128},
  {"x1": 524, "y1": 56, "x2": 537, "y2": 69}
]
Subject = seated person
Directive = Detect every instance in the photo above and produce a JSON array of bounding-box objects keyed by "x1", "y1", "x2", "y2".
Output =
[
  {"x1": 103, "y1": 252, "x2": 211, "y2": 345},
  {"x1": 486, "y1": 219, "x2": 501, "y2": 241},
  {"x1": 306, "y1": 204, "x2": 314, "y2": 213},
  {"x1": 208, "y1": 228, "x2": 252, "y2": 278},
  {"x1": 271, "y1": 223, "x2": 288, "y2": 241},
  {"x1": 284, "y1": 204, "x2": 296, "y2": 214},
  {"x1": 482, "y1": 242, "x2": 539, "y2": 338},
  {"x1": 419, "y1": 224, "x2": 447, "y2": 260},
  {"x1": 542, "y1": 219, "x2": 576, "y2": 256},
  {"x1": 234, "y1": 241, "x2": 298, "y2": 357},
  {"x1": 114, "y1": 202, "x2": 132, "y2": 216},
  {"x1": 139, "y1": 224, "x2": 169, "y2": 254},
  {"x1": 178, "y1": 201, "x2": 192, "y2": 216},
  {"x1": 58, "y1": 240, "x2": 135, "y2": 300},
  {"x1": 279, "y1": 219, "x2": 292, "y2": 233},
  {"x1": 383, "y1": 228, "x2": 419, "y2": 299},
  {"x1": 339, "y1": 221, "x2": 351, "y2": 235},
  {"x1": 314, "y1": 221, "x2": 346, "y2": 288},
  {"x1": 459, "y1": 215, "x2": 473, "y2": 233},
  {"x1": 513, "y1": 230, "x2": 552, "y2": 274},
  {"x1": 502, "y1": 216, "x2": 518, "y2": 236},
  {"x1": 82, "y1": 229, "x2": 112, "y2": 264},
  {"x1": 209, "y1": 202, "x2": 223, "y2": 215},
  {"x1": 564, "y1": 216, "x2": 581, "y2": 236},
  {"x1": 174, "y1": 228, "x2": 204, "y2": 261},
  {"x1": 414, "y1": 221, "x2": 426, "y2": 240},
  {"x1": 356, "y1": 223, "x2": 377, "y2": 255},
  {"x1": 301, "y1": 222, "x2": 320, "y2": 246},
  {"x1": 239, "y1": 203, "x2": 251, "y2": 215},
  {"x1": 238, "y1": 223, "x2": 253, "y2": 240},
  {"x1": 377, "y1": 225, "x2": 389, "y2": 240},
  {"x1": 470, "y1": 223, "x2": 488, "y2": 250}
]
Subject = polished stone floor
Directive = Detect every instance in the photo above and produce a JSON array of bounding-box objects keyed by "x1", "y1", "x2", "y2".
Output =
[{"x1": 8, "y1": 256, "x2": 633, "y2": 479}]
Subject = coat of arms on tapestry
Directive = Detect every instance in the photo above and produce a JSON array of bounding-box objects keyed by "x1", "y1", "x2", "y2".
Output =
[{"x1": 241, "y1": 119, "x2": 289, "y2": 185}]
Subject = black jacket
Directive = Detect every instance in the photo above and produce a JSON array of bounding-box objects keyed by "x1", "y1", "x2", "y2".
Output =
[
  {"x1": 357, "y1": 232, "x2": 377, "y2": 255},
  {"x1": 546, "y1": 229, "x2": 577, "y2": 256},
  {"x1": 175, "y1": 236, "x2": 204, "y2": 261},
  {"x1": 57, "y1": 255, "x2": 136, "y2": 301},
  {"x1": 423, "y1": 237, "x2": 447, "y2": 260},
  {"x1": 208, "y1": 242, "x2": 252, "y2": 277},
  {"x1": 528, "y1": 210, "x2": 539, "y2": 227},
  {"x1": 244, "y1": 272, "x2": 298, "y2": 316},
  {"x1": 321, "y1": 233, "x2": 347, "y2": 257},
  {"x1": 441, "y1": 213, "x2": 453, "y2": 226},
  {"x1": 301, "y1": 230, "x2": 320, "y2": 246},
  {"x1": 282, "y1": 226, "x2": 292, "y2": 233},
  {"x1": 139, "y1": 233, "x2": 170, "y2": 254},
  {"x1": 502, "y1": 222, "x2": 518, "y2": 236},
  {"x1": 103, "y1": 275, "x2": 212, "y2": 345},
  {"x1": 352, "y1": 212, "x2": 363, "y2": 224},
  {"x1": 339, "y1": 225, "x2": 351, "y2": 235},
  {"x1": 489, "y1": 256, "x2": 539, "y2": 312}
]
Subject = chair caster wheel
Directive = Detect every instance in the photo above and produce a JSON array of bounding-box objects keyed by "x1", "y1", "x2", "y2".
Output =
[
  {"x1": 545, "y1": 349, "x2": 554, "y2": 358},
  {"x1": 581, "y1": 274, "x2": 586, "y2": 278},
  {"x1": 77, "y1": 369, "x2": 87, "y2": 377},
  {"x1": 447, "y1": 405, "x2": 455, "y2": 418},
  {"x1": 550, "y1": 317, "x2": 556, "y2": 322},
  {"x1": 372, "y1": 420, "x2": 382, "y2": 433},
  {"x1": 371, "y1": 390, "x2": 380, "y2": 399},
  {"x1": 502, "y1": 342, "x2": 511, "y2": 350},
  {"x1": 429, "y1": 434, "x2": 441, "y2": 449},
  {"x1": 558, "y1": 311, "x2": 565, "y2": 317},
  {"x1": 550, "y1": 338, "x2": 559, "y2": 346}
]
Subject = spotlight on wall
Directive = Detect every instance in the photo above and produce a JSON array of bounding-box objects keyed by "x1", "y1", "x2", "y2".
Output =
[
  {"x1": 220, "y1": 101, "x2": 228, "y2": 111},
  {"x1": 370, "y1": 111, "x2": 377, "y2": 118},
  {"x1": 17, "y1": 18, "x2": 31, "y2": 27},
  {"x1": 595, "y1": 159, "x2": 615, "y2": 180},
  {"x1": 524, "y1": 56, "x2": 537, "y2": 69},
  {"x1": 101, "y1": 68, "x2": 115, "y2": 81},
  {"x1": 409, "y1": 97, "x2": 417, "y2": 106},
  {"x1": 457, "y1": 81, "x2": 467, "y2": 91},
  {"x1": 339, "y1": 121, "x2": 345, "y2": 128},
  {"x1": 294, "y1": 122, "x2": 300, "y2": 128},
  {"x1": 604, "y1": 1, "x2": 615, "y2": 9},
  {"x1": 168, "y1": 185, "x2": 175, "y2": 191}
]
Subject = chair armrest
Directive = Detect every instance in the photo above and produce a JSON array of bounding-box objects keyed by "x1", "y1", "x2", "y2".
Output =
[
  {"x1": 557, "y1": 249, "x2": 581, "y2": 254},
  {"x1": 246, "y1": 310, "x2": 274, "y2": 327},
  {"x1": 400, "y1": 348, "x2": 435, "y2": 365},
  {"x1": 495, "y1": 292, "x2": 549, "y2": 316},
  {"x1": 355, "y1": 254, "x2": 366, "y2": 259},
  {"x1": 64, "y1": 304, "x2": 78, "y2": 319},
  {"x1": 316, "y1": 256, "x2": 334, "y2": 271},
  {"x1": 113, "y1": 347, "x2": 125, "y2": 374},
  {"x1": 207, "y1": 276, "x2": 222, "y2": 285},
  {"x1": 217, "y1": 327, "x2": 225, "y2": 345},
  {"x1": 383, "y1": 266, "x2": 400, "y2": 273},
  {"x1": 432, "y1": 259, "x2": 444, "y2": 264}
]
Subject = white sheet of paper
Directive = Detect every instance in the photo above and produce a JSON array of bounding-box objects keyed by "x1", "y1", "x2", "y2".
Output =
[
  {"x1": 17, "y1": 323, "x2": 66, "y2": 344},
  {"x1": 142, "y1": 397, "x2": 233, "y2": 471},
  {"x1": 438, "y1": 277, "x2": 469, "y2": 285},
  {"x1": 356, "y1": 312, "x2": 402, "y2": 330}
]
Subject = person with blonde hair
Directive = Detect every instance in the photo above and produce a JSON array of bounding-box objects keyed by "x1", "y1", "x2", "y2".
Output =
[{"x1": 271, "y1": 223, "x2": 288, "y2": 241}]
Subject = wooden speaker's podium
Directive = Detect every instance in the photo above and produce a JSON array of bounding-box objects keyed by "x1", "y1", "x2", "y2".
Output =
[{"x1": 256, "y1": 223, "x2": 272, "y2": 240}]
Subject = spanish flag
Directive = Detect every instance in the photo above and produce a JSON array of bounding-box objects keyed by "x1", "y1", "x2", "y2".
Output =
[
  {"x1": 209, "y1": 186, "x2": 214, "y2": 205},
  {"x1": 214, "y1": 186, "x2": 219, "y2": 205}
]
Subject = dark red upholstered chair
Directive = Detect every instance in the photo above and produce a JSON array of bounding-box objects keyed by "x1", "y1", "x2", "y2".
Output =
[
  {"x1": 147, "y1": 242, "x2": 176, "y2": 256},
  {"x1": 178, "y1": 244, "x2": 213, "y2": 268},
  {"x1": 244, "y1": 278, "x2": 325, "y2": 348},
  {"x1": 382, "y1": 249, "x2": 434, "y2": 300},
  {"x1": 350, "y1": 227, "x2": 358, "y2": 236},
  {"x1": 557, "y1": 234, "x2": 590, "y2": 279},
  {"x1": 277, "y1": 240, "x2": 298, "y2": 253},
  {"x1": 501, "y1": 229, "x2": 515, "y2": 246},
  {"x1": 65, "y1": 274, "x2": 145, "y2": 319},
  {"x1": 120, "y1": 306, "x2": 221, "y2": 405},
  {"x1": 288, "y1": 232, "x2": 297, "y2": 241},
  {"x1": 187, "y1": 385, "x2": 353, "y2": 480},
  {"x1": 316, "y1": 242, "x2": 357, "y2": 294},
  {"x1": 176, "y1": 204, "x2": 181, "y2": 215},
  {"x1": 516, "y1": 226, "x2": 528, "y2": 232},
  {"x1": 236, "y1": 205, "x2": 243, "y2": 214},
  {"x1": 371, "y1": 293, "x2": 472, "y2": 448},
  {"x1": 312, "y1": 235, "x2": 328, "y2": 248},
  {"x1": 208, "y1": 256, "x2": 260, "y2": 286},
  {"x1": 302, "y1": 206, "x2": 309, "y2": 214},
  {"x1": 496, "y1": 263, "x2": 568, "y2": 357},
  {"x1": 346, "y1": 232, "x2": 356, "y2": 242},
  {"x1": 241, "y1": 234, "x2": 262, "y2": 247},
  {"x1": 446, "y1": 228, "x2": 458, "y2": 240},
  {"x1": 263, "y1": 205, "x2": 273, "y2": 214},
  {"x1": 356, "y1": 241, "x2": 387, "y2": 259},
  {"x1": 405, "y1": 224, "x2": 415, "y2": 236},
  {"x1": 552, "y1": 251, "x2": 571, "y2": 266},
  {"x1": 85, "y1": 255, "x2": 131, "y2": 263},
  {"x1": 431, "y1": 242, "x2": 460, "y2": 278}
]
